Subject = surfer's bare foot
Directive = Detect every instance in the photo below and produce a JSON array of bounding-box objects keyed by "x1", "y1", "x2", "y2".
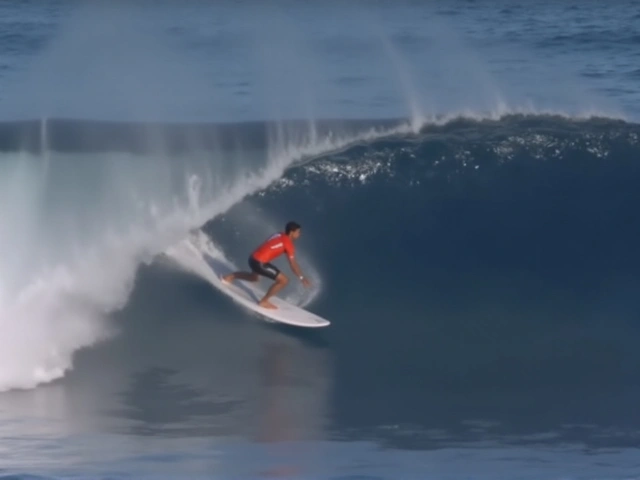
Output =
[
  {"x1": 258, "y1": 299, "x2": 277, "y2": 309},
  {"x1": 221, "y1": 274, "x2": 233, "y2": 284}
]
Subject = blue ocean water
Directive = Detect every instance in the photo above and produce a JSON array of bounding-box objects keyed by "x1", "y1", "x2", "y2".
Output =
[{"x1": 0, "y1": 1, "x2": 640, "y2": 479}]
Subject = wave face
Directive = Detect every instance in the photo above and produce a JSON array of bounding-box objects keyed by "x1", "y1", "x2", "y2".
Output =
[
  {"x1": 204, "y1": 114, "x2": 640, "y2": 410},
  {"x1": 216, "y1": 114, "x2": 640, "y2": 285}
]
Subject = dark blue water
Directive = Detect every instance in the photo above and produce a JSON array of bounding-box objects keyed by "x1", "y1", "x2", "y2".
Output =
[{"x1": 1, "y1": 1, "x2": 640, "y2": 479}]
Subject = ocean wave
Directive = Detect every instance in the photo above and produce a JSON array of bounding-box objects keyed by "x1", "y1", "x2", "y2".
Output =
[{"x1": 1, "y1": 111, "x2": 638, "y2": 392}]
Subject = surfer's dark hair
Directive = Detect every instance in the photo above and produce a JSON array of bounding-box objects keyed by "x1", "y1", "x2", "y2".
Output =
[{"x1": 285, "y1": 221, "x2": 301, "y2": 234}]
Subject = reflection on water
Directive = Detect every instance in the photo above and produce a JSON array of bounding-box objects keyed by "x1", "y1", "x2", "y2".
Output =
[{"x1": 0, "y1": 264, "x2": 640, "y2": 478}]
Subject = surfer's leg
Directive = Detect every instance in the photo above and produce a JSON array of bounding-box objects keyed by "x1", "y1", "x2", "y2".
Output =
[
  {"x1": 223, "y1": 255, "x2": 269, "y2": 283},
  {"x1": 223, "y1": 271, "x2": 258, "y2": 283},
  {"x1": 258, "y1": 273, "x2": 288, "y2": 309}
]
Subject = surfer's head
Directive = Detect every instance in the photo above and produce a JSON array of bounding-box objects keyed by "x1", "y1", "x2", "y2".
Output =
[{"x1": 285, "y1": 221, "x2": 301, "y2": 239}]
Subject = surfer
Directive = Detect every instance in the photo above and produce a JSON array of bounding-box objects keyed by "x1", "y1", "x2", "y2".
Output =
[{"x1": 222, "y1": 221, "x2": 311, "y2": 309}]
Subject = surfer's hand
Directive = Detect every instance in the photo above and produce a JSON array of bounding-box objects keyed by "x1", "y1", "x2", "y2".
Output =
[{"x1": 301, "y1": 277, "x2": 311, "y2": 288}]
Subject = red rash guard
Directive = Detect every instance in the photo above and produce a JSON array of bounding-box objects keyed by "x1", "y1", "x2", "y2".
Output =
[{"x1": 251, "y1": 232, "x2": 295, "y2": 263}]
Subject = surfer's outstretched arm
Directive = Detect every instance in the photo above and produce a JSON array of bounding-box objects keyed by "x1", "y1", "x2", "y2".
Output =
[{"x1": 288, "y1": 257, "x2": 311, "y2": 287}]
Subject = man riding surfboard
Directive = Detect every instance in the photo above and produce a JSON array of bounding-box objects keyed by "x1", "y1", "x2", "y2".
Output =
[{"x1": 222, "y1": 221, "x2": 311, "y2": 309}]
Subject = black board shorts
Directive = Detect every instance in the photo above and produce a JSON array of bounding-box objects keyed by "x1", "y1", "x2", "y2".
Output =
[{"x1": 248, "y1": 255, "x2": 280, "y2": 280}]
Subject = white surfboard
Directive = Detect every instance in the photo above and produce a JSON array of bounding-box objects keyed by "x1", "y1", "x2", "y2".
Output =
[
  {"x1": 164, "y1": 230, "x2": 330, "y2": 328},
  {"x1": 204, "y1": 253, "x2": 330, "y2": 328}
]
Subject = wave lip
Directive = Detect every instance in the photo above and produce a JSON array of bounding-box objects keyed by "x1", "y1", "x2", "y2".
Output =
[
  {"x1": 0, "y1": 117, "x2": 409, "y2": 154},
  {"x1": 0, "y1": 106, "x2": 628, "y2": 155}
]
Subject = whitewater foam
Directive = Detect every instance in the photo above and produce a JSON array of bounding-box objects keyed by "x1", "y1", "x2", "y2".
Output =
[
  {"x1": 0, "y1": 119, "x2": 409, "y2": 392},
  {"x1": 418, "y1": 104, "x2": 629, "y2": 127}
]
